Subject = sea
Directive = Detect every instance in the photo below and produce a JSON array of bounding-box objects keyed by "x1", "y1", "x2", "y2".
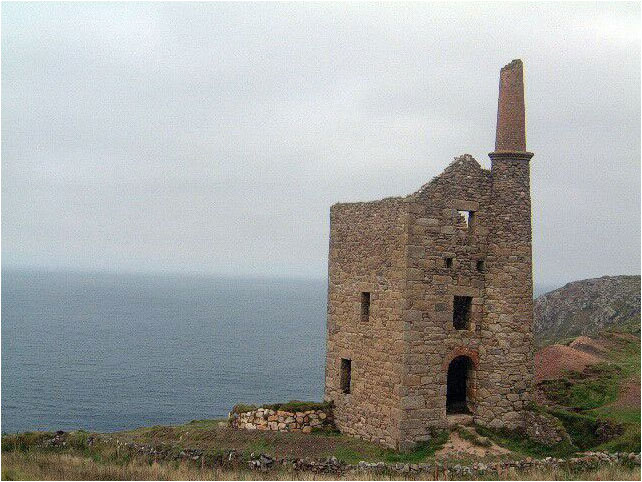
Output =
[
  {"x1": 1, "y1": 269, "x2": 556, "y2": 435},
  {"x1": 1, "y1": 269, "x2": 327, "y2": 434}
]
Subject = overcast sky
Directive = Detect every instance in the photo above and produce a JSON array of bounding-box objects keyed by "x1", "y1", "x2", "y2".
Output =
[{"x1": 2, "y1": 2, "x2": 640, "y2": 286}]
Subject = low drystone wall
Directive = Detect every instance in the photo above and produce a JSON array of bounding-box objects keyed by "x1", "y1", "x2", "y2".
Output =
[
  {"x1": 229, "y1": 407, "x2": 334, "y2": 433},
  {"x1": 40, "y1": 433, "x2": 640, "y2": 477}
]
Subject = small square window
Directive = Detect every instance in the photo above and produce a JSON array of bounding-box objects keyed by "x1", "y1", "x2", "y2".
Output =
[
  {"x1": 453, "y1": 296, "x2": 472, "y2": 330},
  {"x1": 360, "y1": 292, "x2": 370, "y2": 322},
  {"x1": 457, "y1": 210, "x2": 476, "y2": 232},
  {"x1": 445, "y1": 257, "x2": 453, "y2": 268},
  {"x1": 476, "y1": 260, "x2": 485, "y2": 272},
  {"x1": 340, "y1": 359, "x2": 352, "y2": 394}
]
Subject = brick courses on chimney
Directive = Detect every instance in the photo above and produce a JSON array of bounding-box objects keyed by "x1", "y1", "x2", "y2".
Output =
[
  {"x1": 323, "y1": 60, "x2": 535, "y2": 450},
  {"x1": 495, "y1": 59, "x2": 527, "y2": 152}
]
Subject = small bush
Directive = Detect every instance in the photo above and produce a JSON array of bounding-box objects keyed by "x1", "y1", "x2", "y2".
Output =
[
  {"x1": 1, "y1": 432, "x2": 52, "y2": 452},
  {"x1": 230, "y1": 404, "x2": 258, "y2": 415}
]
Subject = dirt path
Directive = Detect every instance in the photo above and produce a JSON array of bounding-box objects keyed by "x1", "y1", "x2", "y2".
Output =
[{"x1": 435, "y1": 429, "x2": 511, "y2": 458}]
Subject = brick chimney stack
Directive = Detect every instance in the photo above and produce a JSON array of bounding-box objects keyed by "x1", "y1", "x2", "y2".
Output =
[{"x1": 494, "y1": 59, "x2": 527, "y2": 153}]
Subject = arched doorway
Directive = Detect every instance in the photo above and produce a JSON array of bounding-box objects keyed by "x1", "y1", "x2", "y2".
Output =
[{"x1": 446, "y1": 355, "x2": 474, "y2": 414}]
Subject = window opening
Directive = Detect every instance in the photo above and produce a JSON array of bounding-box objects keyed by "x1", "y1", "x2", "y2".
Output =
[{"x1": 340, "y1": 359, "x2": 352, "y2": 394}]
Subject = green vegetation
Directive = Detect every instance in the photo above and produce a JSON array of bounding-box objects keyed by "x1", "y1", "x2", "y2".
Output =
[
  {"x1": 474, "y1": 426, "x2": 576, "y2": 458},
  {"x1": 536, "y1": 331, "x2": 641, "y2": 454},
  {"x1": 262, "y1": 400, "x2": 333, "y2": 413},
  {"x1": 539, "y1": 363, "x2": 621, "y2": 410},
  {"x1": 546, "y1": 409, "x2": 601, "y2": 450},
  {"x1": 1, "y1": 431, "x2": 52, "y2": 452},
  {"x1": 2, "y1": 450, "x2": 640, "y2": 481},
  {"x1": 230, "y1": 400, "x2": 332, "y2": 415},
  {"x1": 456, "y1": 426, "x2": 492, "y2": 447},
  {"x1": 2, "y1": 331, "x2": 639, "y2": 480},
  {"x1": 383, "y1": 431, "x2": 449, "y2": 463}
]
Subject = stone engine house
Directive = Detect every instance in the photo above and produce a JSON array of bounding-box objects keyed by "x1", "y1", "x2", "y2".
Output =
[{"x1": 324, "y1": 60, "x2": 535, "y2": 449}]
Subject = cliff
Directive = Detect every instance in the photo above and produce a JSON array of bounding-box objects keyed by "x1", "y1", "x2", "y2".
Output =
[{"x1": 534, "y1": 275, "x2": 641, "y2": 344}]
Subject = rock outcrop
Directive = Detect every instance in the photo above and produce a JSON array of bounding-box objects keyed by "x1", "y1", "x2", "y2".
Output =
[{"x1": 534, "y1": 275, "x2": 640, "y2": 343}]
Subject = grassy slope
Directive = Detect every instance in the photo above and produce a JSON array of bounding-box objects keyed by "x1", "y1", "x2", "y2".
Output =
[
  {"x1": 120, "y1": 422, "x2": 449, "y2": 464},
  {"x1": 537, "y1": 331, "x2": 640, "y2": 453},
  {"x1": 590, "y1": 333, "x2": 641, "y2": 452},
  {"x1": 1, "y1": 423, "x2": 448, "y2": 468}
]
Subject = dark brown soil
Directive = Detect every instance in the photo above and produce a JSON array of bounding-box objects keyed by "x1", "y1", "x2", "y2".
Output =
[{"x1": 114, "y1": 422, "x2": 389, "y2": 460}]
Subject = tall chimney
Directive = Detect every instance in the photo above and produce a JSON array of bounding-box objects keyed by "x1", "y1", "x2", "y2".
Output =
[{"x1": 494, "y1": 59, "x2": 527, "y2": 153}]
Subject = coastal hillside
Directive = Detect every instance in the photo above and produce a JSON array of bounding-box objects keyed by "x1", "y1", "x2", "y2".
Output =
[{"x1": 534, "y1": 275, "x2": 640, "y2": 345}]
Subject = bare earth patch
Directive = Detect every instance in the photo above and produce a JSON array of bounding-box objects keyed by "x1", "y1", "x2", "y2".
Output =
[
  {"x1": 535, "y1": 343, "x2": 604, "y2": 381},
  {"x1": 435, "y1": 430, "x2": 510, "y2": 458}
]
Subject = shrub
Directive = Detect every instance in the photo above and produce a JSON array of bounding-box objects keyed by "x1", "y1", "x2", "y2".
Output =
[
  {"x1": 1, "y1": 432, "x2": 52, "y2": 452},
  {"x1": 262, "y1": 400, "x2": 332, "y2": 413},
  {"x1": 230, "y1": 404, "x2": 258, "y2": 415}
]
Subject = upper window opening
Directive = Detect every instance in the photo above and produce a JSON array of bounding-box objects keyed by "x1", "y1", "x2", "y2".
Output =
[
  {"x1": 476, "y1": 260, "x2": 485, "y2": 272},
  {"x1": 453, "y1": 296, "x2": 472, "y2": 330},
  {"x1": 457, "y1": 210, "x2": 476, "y2": 232},
  {"x1": 360, "y1": 292, "x2": 370, "y2": 322},
  {"x1": 445, "y1": 257, "x2": 453, "y2": 268}
]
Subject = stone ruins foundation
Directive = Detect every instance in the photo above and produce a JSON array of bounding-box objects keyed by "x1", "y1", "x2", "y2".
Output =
[{"x1": 324, "y1": 60, "x2": 535, "y2": 449}]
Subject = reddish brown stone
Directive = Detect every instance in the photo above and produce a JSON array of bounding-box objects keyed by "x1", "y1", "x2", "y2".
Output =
[{"x1": 495, "y1": 59, "x2": 526, "y2": 152}]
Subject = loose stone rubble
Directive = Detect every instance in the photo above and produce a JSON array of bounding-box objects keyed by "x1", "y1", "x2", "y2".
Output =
[
  {"x1": 522, "y1": 411, "x2": 571, "y2": 446},
  {"x1": 229, "y1": 407, "x2": 334, "y2": 433}
]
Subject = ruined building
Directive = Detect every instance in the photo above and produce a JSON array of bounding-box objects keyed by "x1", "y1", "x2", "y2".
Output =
[{"x1": 324, "y1": 60, "x2": 535, "y2": 449}]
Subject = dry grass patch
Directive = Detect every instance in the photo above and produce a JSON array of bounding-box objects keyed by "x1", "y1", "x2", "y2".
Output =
[{"x1": 2, "y1": 451, "x2": 641, "y2": 481}]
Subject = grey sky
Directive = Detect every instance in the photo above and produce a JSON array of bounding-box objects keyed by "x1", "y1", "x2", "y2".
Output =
[{"x1": 2, "y1": 2, "x2": 640, "y2": 286}]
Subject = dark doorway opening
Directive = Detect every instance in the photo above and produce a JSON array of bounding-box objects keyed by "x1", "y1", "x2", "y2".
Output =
[{"x1": 446, "y1": 356, "x2": 473, "y2": 414}]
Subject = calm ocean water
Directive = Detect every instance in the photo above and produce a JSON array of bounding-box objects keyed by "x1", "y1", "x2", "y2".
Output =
[{"x1": 1, "y1": 270, "x2": 327, "y2": 434}]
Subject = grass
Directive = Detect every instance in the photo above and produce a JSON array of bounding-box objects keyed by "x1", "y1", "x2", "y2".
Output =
[
  {"x1": 0, "y1": 420, "x2": 446, "y2": 467},
  {"x1": 383, "y1": 431, "x2": 449, "y2": 463},
  {"x1": 546, "y1": 409, "x2": 601, "y2": 450},
  {"x1": 474, "y1": 425, "x2": 577, "y2": 458},
  {"x1": 538, "y1": 363, "x2": 621, "y2": 410},
  {"x1": 2, "y1": 450, "x2": 640, "y2": 480},
  {"x1": 231, "y1": 401, "x2": 332, "y2": 415},
  {"x1": 534, "y1": 330, "x2": 641, "y2": 454},
  {"x1": 456, "y1": 426, "x2": 492, "y2": 447}
]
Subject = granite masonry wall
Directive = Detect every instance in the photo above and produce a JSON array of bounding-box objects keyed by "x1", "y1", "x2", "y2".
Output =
[
  {"x1": 230, "y1": 407, "x2": 334, "y2": 433},
  {"x1": 324, "y1": 59, "x2": 536, "y2": 449},
  {"x1": 324, "y1": 198, "x2": 408, "y2": 448}
]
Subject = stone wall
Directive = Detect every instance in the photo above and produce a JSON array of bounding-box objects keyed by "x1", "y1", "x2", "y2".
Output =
[
  {"x1": 400, "y1": 154, "x2": 493, "y2": 446},
  {"x1": 324, "y1": 198, "x2": 408, "y2": 448},
  {"x1": 229, "y1": 407, "x2": 334, "y2": 433}
]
